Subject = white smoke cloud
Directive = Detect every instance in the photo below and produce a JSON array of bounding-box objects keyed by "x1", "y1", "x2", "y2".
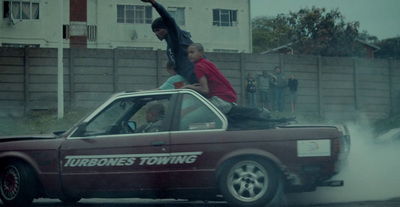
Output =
[{"x1": 287, "y1": 122, "x2": 400, "y2": 205}]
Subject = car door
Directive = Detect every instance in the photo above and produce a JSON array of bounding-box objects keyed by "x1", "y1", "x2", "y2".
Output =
[
  {"x1": 59, "y1": 94, "x2": 174, "y2": 196},
  {"x1": 60, "y1": 133, "x2": 170, "y2": 195},
  {"x1": 168, "y1": 92, "x2": 228, "y2": 190}
]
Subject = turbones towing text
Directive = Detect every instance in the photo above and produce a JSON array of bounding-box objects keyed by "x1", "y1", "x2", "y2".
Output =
[{"x1": 63, "y1": 152, "x2": 203, "y2": 167}]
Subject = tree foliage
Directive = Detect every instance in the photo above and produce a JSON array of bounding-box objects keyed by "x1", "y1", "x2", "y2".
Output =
[
  {"x1": 252, "y1": 7, "x2": 367, "y2": 56},
  {"x1": 375, "y1": 37, "x2": 400, "y2": 59}
]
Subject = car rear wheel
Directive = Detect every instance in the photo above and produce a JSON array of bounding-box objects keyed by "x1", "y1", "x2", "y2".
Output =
[
  {"x1": 218, "y1": 157, "x2": 281, "y2": 207},
  {"x1": 0, "y1": 161, "x2": 36, "y2": 206}
]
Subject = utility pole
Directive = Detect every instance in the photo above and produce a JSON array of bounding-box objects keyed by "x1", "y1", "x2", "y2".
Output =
[{"x1": 57, "y1": 0, "x2": 64, "y2": 119}]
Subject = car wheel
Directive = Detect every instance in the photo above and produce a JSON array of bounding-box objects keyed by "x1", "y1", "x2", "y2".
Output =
[
  {"x1": 0, "y1": 161, "x2": 36, "y2": 206},
  {"x1": 218, "y1": 157, "x2": 280, "y2": 207}
]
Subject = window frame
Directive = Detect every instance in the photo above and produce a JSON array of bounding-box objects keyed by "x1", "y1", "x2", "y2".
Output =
[
  {"x1": 172, "y1": 92, "x2": 226, "y2": 132},
  {"x1": 3, "y1": 1, "x2": 39, "y2": 20},
  {"x1": 167, "y1": 7, "x2": 185, "y2": 26},
  {"x1": 117, "y1": 4, "x2": 152, "y2": 24},
  {"x1": 212, "y1": 9, "x2": 238, "y2": 27}
]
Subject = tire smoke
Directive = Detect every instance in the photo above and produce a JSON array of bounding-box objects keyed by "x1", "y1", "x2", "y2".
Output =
[{"x1": 287, "y1": 122, "x2": 400, "y2": 205}]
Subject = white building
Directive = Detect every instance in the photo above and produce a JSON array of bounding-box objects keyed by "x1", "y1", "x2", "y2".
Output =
[{"x1": 1, "y1": 0, "x2": 252, "y2": 53}]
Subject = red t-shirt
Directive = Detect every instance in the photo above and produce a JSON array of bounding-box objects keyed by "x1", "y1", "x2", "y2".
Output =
[{"x1": 194, "y1": 58, "x2": 237, "y2": 103}]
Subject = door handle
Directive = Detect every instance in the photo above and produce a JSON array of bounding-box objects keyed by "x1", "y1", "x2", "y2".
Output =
[{"x1": 151, "y1": 141, "x2": 165, "y2": 146}]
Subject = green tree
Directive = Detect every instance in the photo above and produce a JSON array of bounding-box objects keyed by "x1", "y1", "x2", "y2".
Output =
[
  {"x1": 375, "y1": 37, "x2": 400, "y2": 59},
  {"x1": 252, "y1": 7, "x2": 366, "y2": 56},
  {"x1": 252, "y1": 16, "x2": 293, "y2": 53},
  {"x1": 252, "y1": 17, "x2": 278, "y2": 53}
]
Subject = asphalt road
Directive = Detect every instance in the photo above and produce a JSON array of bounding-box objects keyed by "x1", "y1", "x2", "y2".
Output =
[{"x1": 0, "y1": 197, "x2": 393, "y2": 207}]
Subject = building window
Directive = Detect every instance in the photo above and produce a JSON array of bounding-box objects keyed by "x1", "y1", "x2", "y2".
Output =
[
  {"x1": 167, "y1": 7, "x2": 185, "y2": 26},
  {"x1": 63, "y1": 25, "x2": 70, "y2": 39},
  {"x1": 213, "y1": 9, "x2": 237, "y2": 27},
  {"x1": 3, "y1": 1, "x2": 39, "y2": 20},
  {"x1": 117, "y1": 5, "x2": 152, "y2": 24},
  {"x1": 87, "y1": 25, "x2": 97, "y2": 41}
]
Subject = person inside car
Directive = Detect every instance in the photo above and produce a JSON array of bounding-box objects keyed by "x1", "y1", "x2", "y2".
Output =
[{"x1": 135, "y1": 101, "x2": 165, "y2": 133}]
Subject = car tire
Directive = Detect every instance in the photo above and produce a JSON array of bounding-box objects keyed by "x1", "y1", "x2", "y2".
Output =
[
  {"x1": 218, "y1": 157, "x2": 281, "y2": 207},
  {"x1": 0, "y1": 161, "x2": 36, "y2": 206}
]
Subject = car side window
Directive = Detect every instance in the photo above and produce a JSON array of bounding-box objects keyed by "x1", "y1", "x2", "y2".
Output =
[
  {"x1": 85, "y1": 99, "x2": 134, "y2": 135},
  {"x1": 178, "y1": 94, "x2": 223, "y2": 131},
  {"x1": 72, "y1": 94, "x2": 172, "y2": 137}
]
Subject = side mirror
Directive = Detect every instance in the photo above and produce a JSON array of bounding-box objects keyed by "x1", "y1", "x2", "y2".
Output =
[
  {"x1": 127, "y1": 121, "x2": 136, "y2": 131},
  {"x1": 71, "y1": 122, "x2": 88, "y2": 137}
]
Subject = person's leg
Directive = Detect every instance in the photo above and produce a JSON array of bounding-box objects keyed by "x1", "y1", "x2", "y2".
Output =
[
  {"x1": 290, "y1": 101, "x2": 295, "y2": 114},
  {"x1": 264, "y1": 91, "x2": 270, "y2": 109},
  {"x1": 291, "y1": 91, "x2": 297, "y2": 114},
  {"x1": 249, "y1": 93, "x2": 253, "y2": 107},
  {"x1": 276, "y1": 88, "x2": 283, "y2": 111},
  {"x1": 247, "y1": 92, "x2": 251, "y2": 107},
  {"x1": 293, "y1": 102, "x2": 296, "y2": 114},
  {"x1": 251, "y1": 93, "x2": 257, "y2": 108},
  {"x1": 279, "y1": 88, "x2": 285, "y2": 111},
  {"x1": 208, "y1": 96, "x2": 233, "y2": 115},
  {"x1": 260, "y1": 91, "x2": 267, "y2": 108},
  {"x1": 279, "y1": 88, "x2": 285, "y2": 112},
  {"x1": 273, "y1": 88, "x2": 279, "y2": 111}
]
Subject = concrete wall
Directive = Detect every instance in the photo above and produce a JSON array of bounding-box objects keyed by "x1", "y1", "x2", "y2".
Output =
[{"x1": 1, "y1": 47, "x2": 399, "y2": 122}]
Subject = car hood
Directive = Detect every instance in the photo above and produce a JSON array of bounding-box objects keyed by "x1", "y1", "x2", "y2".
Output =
[{"x1": 0, "y1": 134, "x2": 57, "y2": 142}]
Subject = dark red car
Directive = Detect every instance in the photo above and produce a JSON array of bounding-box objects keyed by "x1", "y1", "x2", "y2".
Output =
[{"x1": 0, "y1": 90, "x2": 350, "y2": 207}]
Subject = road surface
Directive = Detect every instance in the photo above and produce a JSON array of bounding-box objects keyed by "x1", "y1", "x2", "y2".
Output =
[{"x1": 0, "y1": 197, "x2": 394, "y2": 207}]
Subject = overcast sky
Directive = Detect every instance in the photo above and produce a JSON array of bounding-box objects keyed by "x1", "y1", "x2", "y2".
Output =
[{"x1": 250, "y1": 0, "x2": 400, "y2": 40}]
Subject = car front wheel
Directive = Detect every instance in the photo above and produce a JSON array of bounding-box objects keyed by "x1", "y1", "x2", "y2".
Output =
[
  {"x1": 0, "y1": 161, "x2": 36, "y2": 206},
  {"x1": 218, "y1": 157, "x2": 281, "y2": 207}
]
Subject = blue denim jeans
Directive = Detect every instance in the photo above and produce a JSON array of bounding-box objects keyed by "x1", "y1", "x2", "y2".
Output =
[
  {"x1": 260, "y1": 90, "x2": 269, "y2": 108},
  {"x1": 273, "y1": 87, "x2": 285, "y2": 111},
  {"x1": 209, "y1": 96, "x2": 233, "y2": 115},
  {"x1": 247, "y1": 92, "x2": 257, "y2": 108}
]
